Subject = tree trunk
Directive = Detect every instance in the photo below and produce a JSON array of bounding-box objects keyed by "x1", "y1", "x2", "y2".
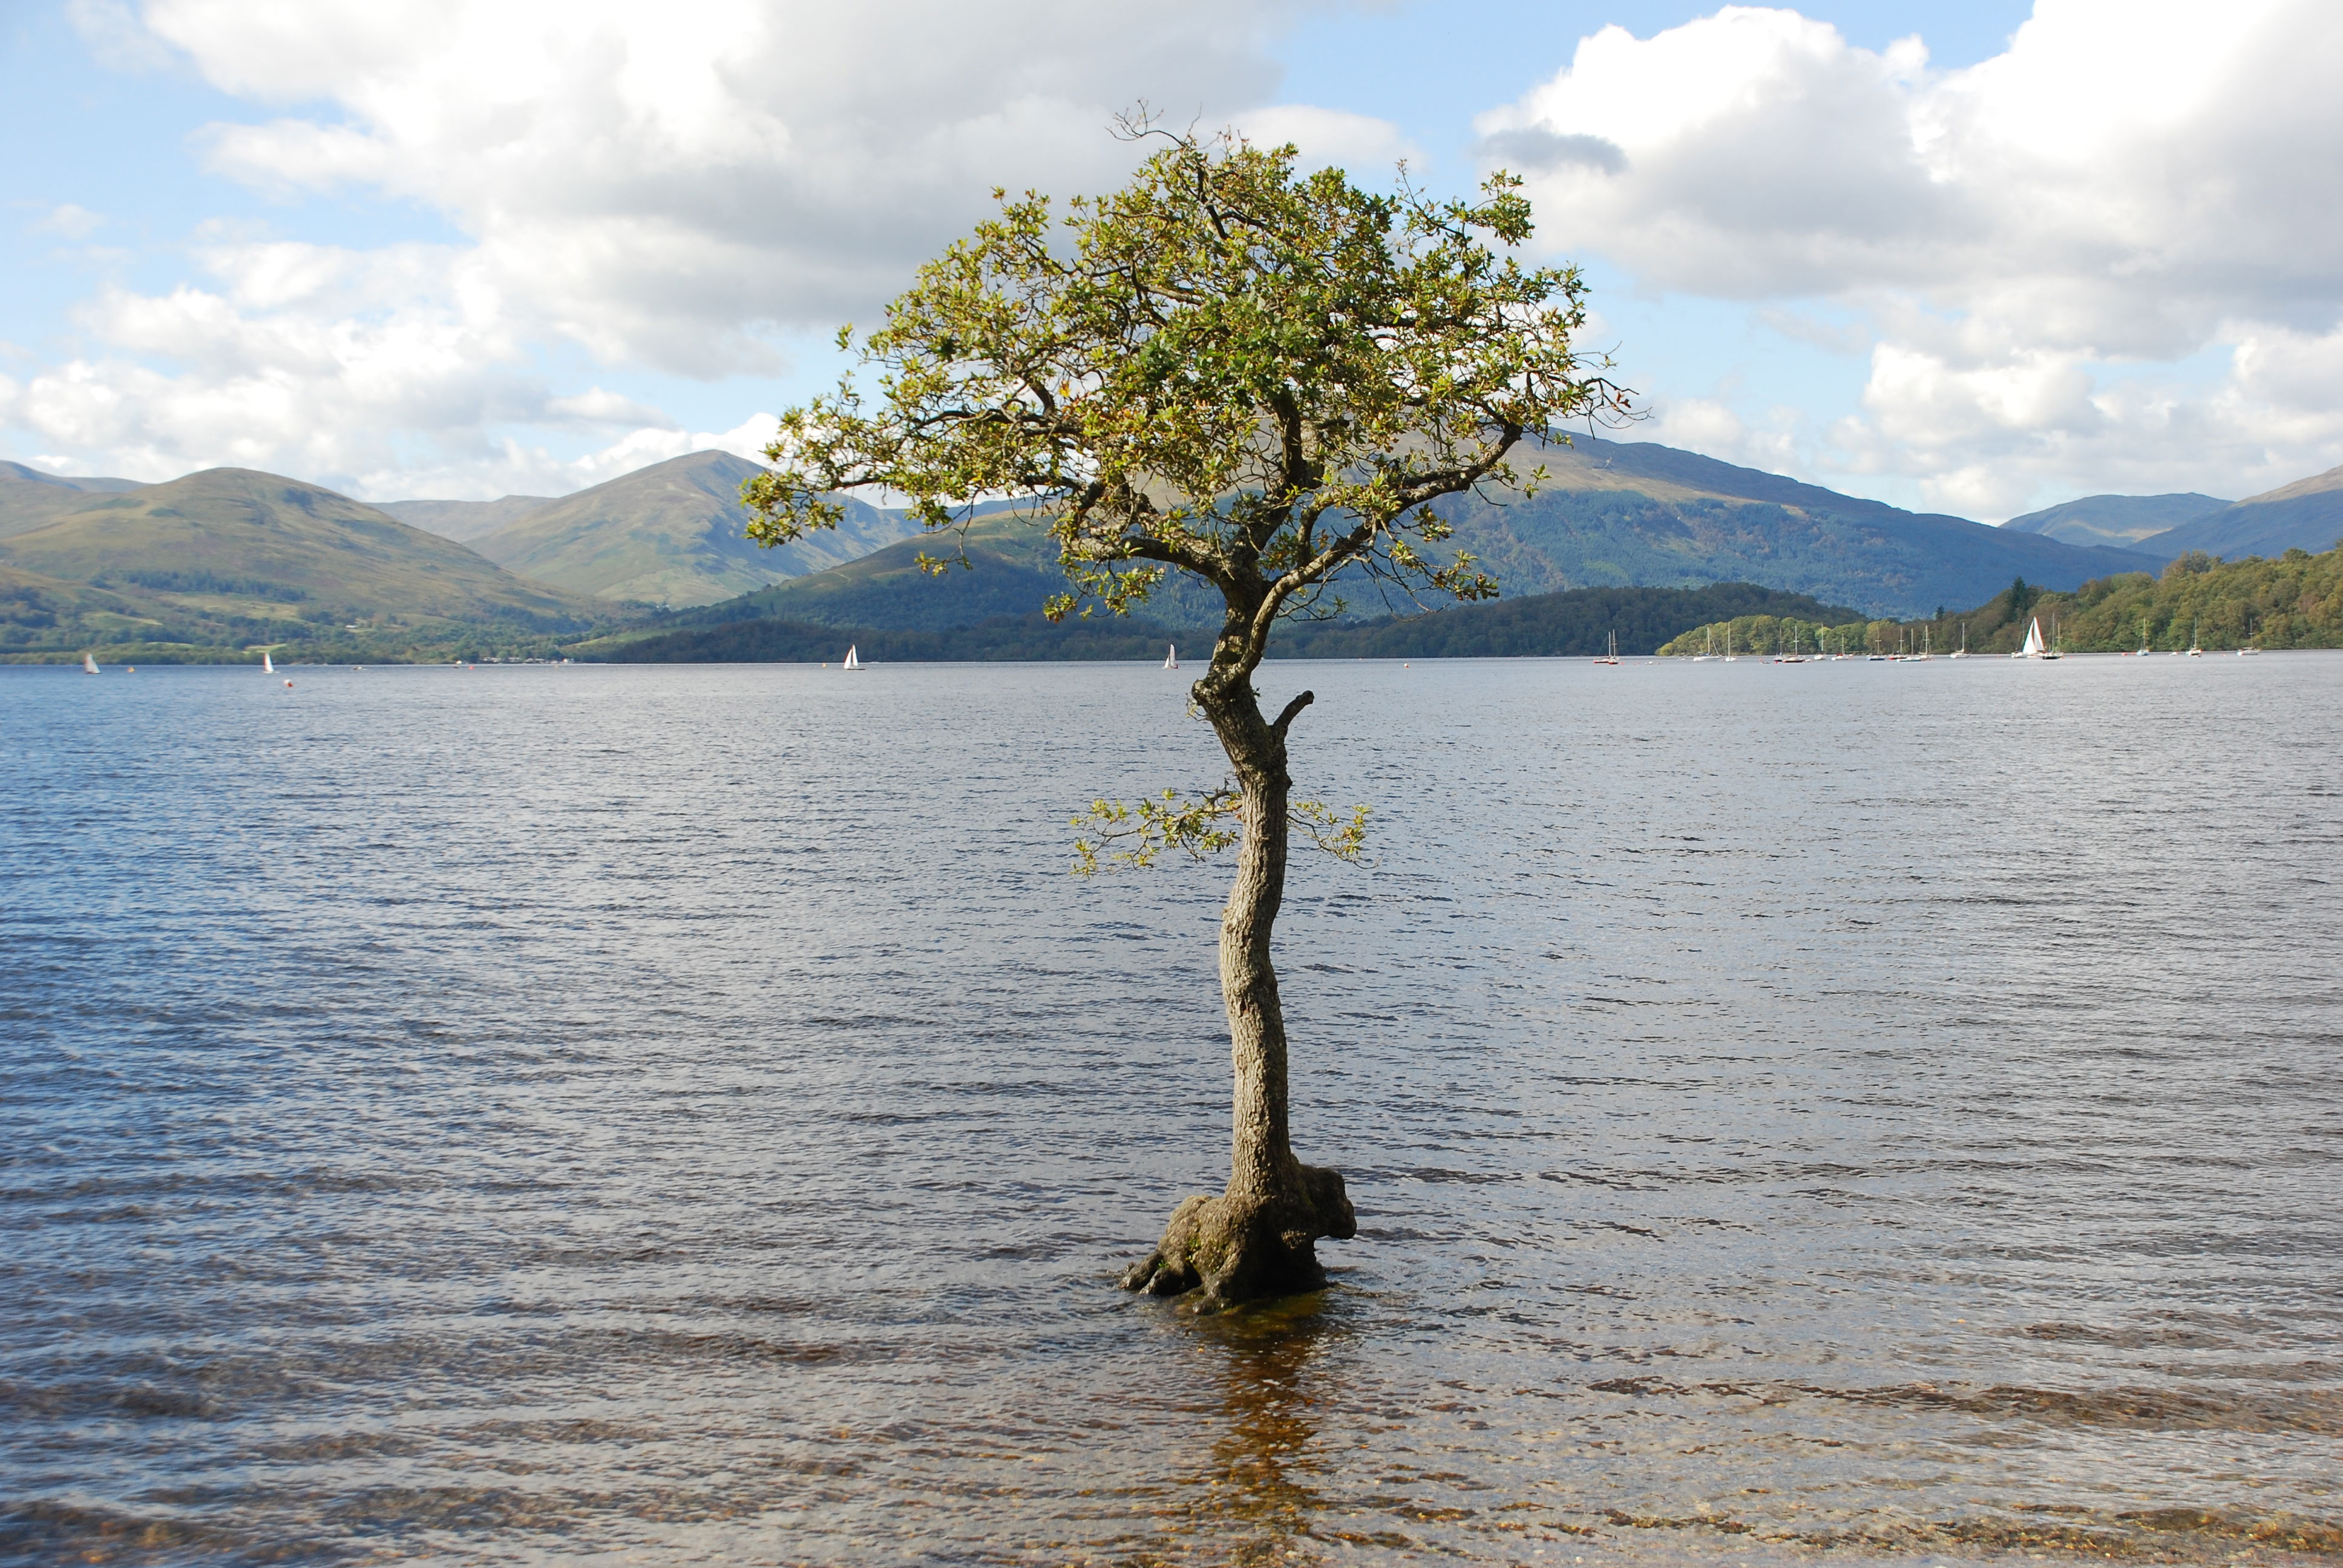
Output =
[{"x1": 1119, "y1": 676, "x2": 1357, "y2": 1310}]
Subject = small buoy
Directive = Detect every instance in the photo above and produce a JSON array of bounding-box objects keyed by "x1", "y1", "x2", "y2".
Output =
[
  {"x1": 284, "y1": 679, "x2": 294, "y2": 688},
  {"x1": 128, "y1": 666, "x2": 137, "y2": 673}
]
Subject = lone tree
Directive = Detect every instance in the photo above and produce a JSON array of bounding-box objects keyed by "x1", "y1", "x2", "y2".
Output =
[{"x1": 744, "y1": 125, "x2": 1627, "y2": 1310}]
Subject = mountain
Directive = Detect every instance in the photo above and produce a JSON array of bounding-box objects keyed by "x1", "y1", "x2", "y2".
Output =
[
  {"x1": 628, "y1": 437, "x2": 2166, "y2": 635},
  {"x1": 638, "y1": 505, "x2": 1205, "y2": 636},
  {"x1": 2001, "y1": 492, "x2": 2229, "y2": 550},
  {"x1": 378, "y1": 494, "x2": 557, "y2": 543},
  {"x1": 582, "y1": 581, "x2": 1863, "y2": 663},
  {"x1": 2133, "y1": 465, "x2": 2343, "y2": 561},
  {"x1": 1428, "y1": 436, "x2": 2164, "y2": 617},
  {"x1": 467, "y1": 449, "x2": 922, "y2": 607},
  {"x1": 0, "y1": 462, "x2": 144, "y2": 540},
  {"x1": 0, "y1": 468, "x2": 605, "y2": 661}
]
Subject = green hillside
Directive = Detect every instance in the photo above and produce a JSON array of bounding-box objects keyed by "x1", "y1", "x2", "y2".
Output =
[
  {"x1": 469, "y1": 449, "x2": 919, "y2": 606},
  {"x1": 2136, "y1": 465, "x2": 2343, "y2": 561},
  {"x1": 0, "y1": 462, "x2": 142, "y2": 540},
  {"x1": 0, "y1": 468, "x2": 608, "y2": 662},
  {"x1": 2001, "y1": 492, "x2": 2226, "y2": 550},
  {"x1": 1657, "y1": 543, "x2": 2343, "y2": 656}
]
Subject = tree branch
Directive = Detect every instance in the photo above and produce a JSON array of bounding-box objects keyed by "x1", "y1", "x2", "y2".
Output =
[{"x1": 1271, "y1": 690, "x2": 1315, "y2": 739}]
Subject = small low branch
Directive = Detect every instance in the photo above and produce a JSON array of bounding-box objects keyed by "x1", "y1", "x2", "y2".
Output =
[
  {"x1": 1072, "y1": 779, "x2": 1368, "y2": 874},
  {"x1": 1271, "y1": 690, "x2": 1315, "y2": 738}
]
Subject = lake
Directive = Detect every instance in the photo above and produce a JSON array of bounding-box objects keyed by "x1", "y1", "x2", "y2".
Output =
[{"x1": 4, "y1": 654, "x2": 2339, "y2": 1566}]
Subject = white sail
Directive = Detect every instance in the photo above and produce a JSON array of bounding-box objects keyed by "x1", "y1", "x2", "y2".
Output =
[
  {"x1": 842, "y1": 645, "x2": 862, "y2": 670},
  {"x1": 263, "y1": 652, "x2": 275, "y2": 674},
  {"x1": 82, "y1": 652, "x2": 99, "y2": 674},
  {"x1": 2016, "y1": 617, "x2": 2045, "y2": 658},
  {"x1": 1164, "y1": 644, "x2": 1178, "y2": 669}
]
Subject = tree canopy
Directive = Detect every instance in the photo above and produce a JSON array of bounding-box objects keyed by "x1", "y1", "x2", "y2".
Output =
[{"x1": 742, "y1": 124, "x2": 1628, "y2": 668}]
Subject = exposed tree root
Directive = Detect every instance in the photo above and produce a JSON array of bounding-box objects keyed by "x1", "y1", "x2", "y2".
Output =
[{"x1": 1121, "y1": 1163, "x2": 1357, "y2": 1312}]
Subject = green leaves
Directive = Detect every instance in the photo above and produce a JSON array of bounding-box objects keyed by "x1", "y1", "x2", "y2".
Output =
[
  {"x1": 1072, "y1": 788, "x2": 1242, "y2": 875},
  {"x1": 739, "y1": 126, "x2": 1628, "y2": 681},
  {"x1": 1070, "y1": 788, "x2": 1371, "y2": 875}
]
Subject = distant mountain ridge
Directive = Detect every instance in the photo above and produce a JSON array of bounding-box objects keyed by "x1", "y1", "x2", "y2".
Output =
[
  {"x1": 378, "y1": 494, "x2": 557, "y2": 543},
  {"x1": 2135, "y1": 464, "x2": 2343, "y2": 561},
  {"x1": 10, "y1": 439, "x2": 2335, "y2": 663},
  {"x1": 621, "y1": 436, "x2": 2170, "y2": 635},
  {"x1": 1441, "y1": 437, "x2": 2165, "y2": 616},
  {"x1": 0, "y1": 468, "x2": 605, "y2": 662},
  {"x1": 0, "y1": 462, "x2": 145, "y2": 540},
  {"x1": 2002, "y1": 492, "x2": 2229, "y2": 550},
  {"x1": 465, "y1": 450, "x2": 922, "y2": 607}
]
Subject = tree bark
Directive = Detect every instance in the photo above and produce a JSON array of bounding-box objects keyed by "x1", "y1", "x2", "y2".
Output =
[{"x1": 1119, "y1": 673, "x2": 1357, "y2": 1310}]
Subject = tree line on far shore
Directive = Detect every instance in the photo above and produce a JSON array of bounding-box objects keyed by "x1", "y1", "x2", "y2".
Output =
[{"x1": 1657, "y1": 542, "x2": 2343, "y2": 656}]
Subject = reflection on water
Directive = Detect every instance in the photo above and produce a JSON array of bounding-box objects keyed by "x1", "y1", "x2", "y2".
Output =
[
  {"x1": 1174, "y1": 1298, "x2": 1340, "y2": 1560},
  {"x1": 2, "y1": 655, "x2": 2340, "y2": 1566}
]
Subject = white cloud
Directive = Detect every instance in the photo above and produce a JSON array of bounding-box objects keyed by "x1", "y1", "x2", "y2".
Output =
[
  {"x1": 1640, "y1": 396, "x2": 1812, "y2": 484},
  {"x1": 8, "y1": 0, "x2": 1346, "y2": 498},
  {"x1": 148, "y1": 0, "x2": 1305, "y2": 373},
  {"x1": 1483, "y1": 1, "x2": 2343, "y2": 511},
  {"x1": 1233, "y1": 105, "x2": 1418, "y2": 175}
]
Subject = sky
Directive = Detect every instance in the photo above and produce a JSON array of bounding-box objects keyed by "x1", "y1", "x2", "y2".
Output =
[{"x1": 2, "y1": 0, "x2": 2339, "y2": 520}]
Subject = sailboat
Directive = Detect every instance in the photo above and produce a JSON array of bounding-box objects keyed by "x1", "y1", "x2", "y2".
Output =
[
  {"x1": 1950, "y1": 622, "x2": 1968, "y2": 658},
  {"x1": 1692, "y1": 627, "x2": 1715, "y2": 661},
  {"x1": 2014, "y1": 616, "x2": 2046, "y2": 659},
  {"x1": 2041, "y1": 613, "x2": 2062, "y2": 660},
  {"x1": 1163, "y1": 644, "x2": 1178, "y2": 670},
  {"x1": 81, "y1": 652, "x2": 99, "y2": 674},
  {"x1": 2239, "y1": 616, "x2": 2262, "y2": 656},
  {"x1": 1596, "y1": 630, "x2": 1620, "y2": 666},
  {"x1": 2186, "y1": 619, "x2": 2203, "y2": 658},
  {"x1": 841, "y1": 645, "x2": 863, "y2": 670},
  {"x1": 263, "y1": 651, "x2": 276, "y2": 675},
  {"x1": 2135, "y1": 617, "x2": 2151, "y2": 656}
]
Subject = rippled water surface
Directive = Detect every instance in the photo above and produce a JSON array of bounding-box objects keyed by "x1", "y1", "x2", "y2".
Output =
[{"x1": 5, "y1": 655, "x2": 2341, "y2": 1567}]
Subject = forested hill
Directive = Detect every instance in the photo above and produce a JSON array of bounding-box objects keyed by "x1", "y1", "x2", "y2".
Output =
[
  {"x1": 1654, "y1": 542, "x2": 2343, "y2": 656},
  {"x1": 1273, "y1": 582, "x2": 1858, "y2": 658},
  {"x1": 577, "y1": 581, "x2": 1858, "y2": 663}
]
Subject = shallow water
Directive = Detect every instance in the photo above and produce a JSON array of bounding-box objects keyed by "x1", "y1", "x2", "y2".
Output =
[{"x1": 3, "y1": 653, "x2": 2339, "y2": 1567}]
